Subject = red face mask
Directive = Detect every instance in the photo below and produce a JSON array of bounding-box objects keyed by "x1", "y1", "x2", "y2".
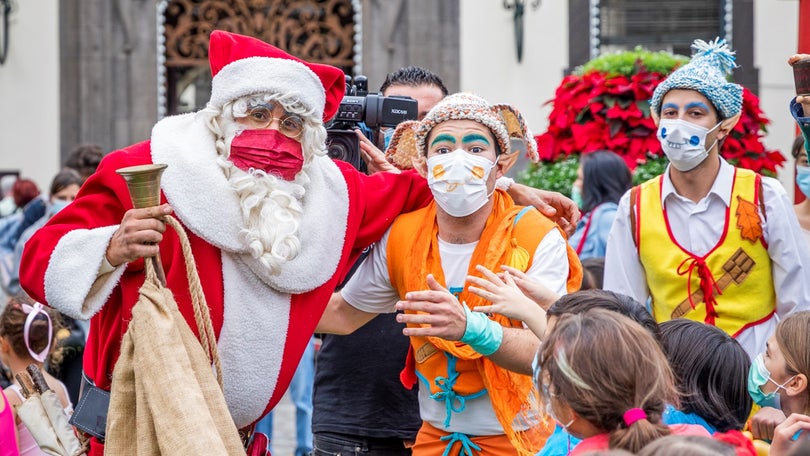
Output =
[{"x1": 228, "y1": 129, "x2": 305, "y2": 180}]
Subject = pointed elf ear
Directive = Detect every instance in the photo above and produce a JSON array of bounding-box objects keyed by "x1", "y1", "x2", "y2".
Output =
[
  {"x1": 498, "y1": 149, "x2": 519, "y2": 176},
  {"x1": 718, "y1": 112, "x2": 741, "y2": 139},
  {"x1": 414, "y1": 155, "x2": 428, "y2": 179},
  {"x1": 384, "y1": 120, "x2": 421, "y2": 170}
]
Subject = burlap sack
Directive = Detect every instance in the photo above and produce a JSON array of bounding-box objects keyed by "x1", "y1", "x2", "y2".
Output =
[{"x1": 105, "y1": 216, "x2": 244, "y2": 455}]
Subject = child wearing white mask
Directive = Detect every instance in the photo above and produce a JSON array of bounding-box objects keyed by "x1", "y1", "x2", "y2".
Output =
[{"x1": 604, "y1": 39, "x2": 810, "y2": 360}]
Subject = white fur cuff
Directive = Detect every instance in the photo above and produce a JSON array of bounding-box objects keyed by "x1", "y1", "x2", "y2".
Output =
[{"x1": 44, "y1": 225, "x2": 127, "y2": 319}]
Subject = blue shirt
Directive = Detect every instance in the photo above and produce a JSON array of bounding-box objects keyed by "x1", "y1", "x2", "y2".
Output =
[
  {"x1": 535, "y1": 404, "x2": 715, "y2": 456},
  {"x1": 567, "y1": 202, "x2": 618, "y2": 260}
]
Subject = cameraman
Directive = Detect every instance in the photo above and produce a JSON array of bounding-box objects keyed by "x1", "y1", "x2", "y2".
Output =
[
  {"x1": 312, "y1": 66, "x2": 448, "y2": 455},
  {"x1": 353, "y1": 67, "x2": 446, "y2": 174}
]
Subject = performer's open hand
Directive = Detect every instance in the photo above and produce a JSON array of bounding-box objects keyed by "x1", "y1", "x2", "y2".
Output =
[
  {"x1": 396, "y1": 274, "x2": 466, "y2": 340},
  {"x1": 106, "y1": 203, "x2": 173, "y2": 266},
  {"x1": 507, "y1": 186, "x2": 580, "y2": 236},
  {"x1": 355, "y1": 129, "x2": 400, "y2": 174}
]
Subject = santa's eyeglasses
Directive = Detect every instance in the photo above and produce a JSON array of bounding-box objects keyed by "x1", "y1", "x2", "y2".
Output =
[{"x1": 242, "y1": 104, "x2": 305, "y2": 138}]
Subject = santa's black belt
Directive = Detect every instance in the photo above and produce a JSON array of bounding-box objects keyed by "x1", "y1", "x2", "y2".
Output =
[{"x1": 69, "y1": 373, "x2": 110, "y2": 442}]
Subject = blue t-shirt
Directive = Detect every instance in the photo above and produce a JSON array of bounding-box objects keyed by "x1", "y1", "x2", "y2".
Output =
[
  {"x1": 537, "y1": 424, "x2": 581, "y2": 456},
  {"x1": 535, "y1": 404, "x2": 715, "y2": 456}
]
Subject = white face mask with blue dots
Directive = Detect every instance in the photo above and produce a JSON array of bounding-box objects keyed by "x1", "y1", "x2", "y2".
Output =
[{"x1": 657, "y1": 119, "x2": 721, "y2": 172}]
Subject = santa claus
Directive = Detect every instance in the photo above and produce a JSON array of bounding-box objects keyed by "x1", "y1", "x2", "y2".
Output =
[{"x1": 20, "y1": 30, "x2": 575, "y2": 453}]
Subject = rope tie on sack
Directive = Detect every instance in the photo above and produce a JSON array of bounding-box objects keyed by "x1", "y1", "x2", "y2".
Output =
[{"x1": 144, "y1": 215, "x2": 223, "y2": 389}]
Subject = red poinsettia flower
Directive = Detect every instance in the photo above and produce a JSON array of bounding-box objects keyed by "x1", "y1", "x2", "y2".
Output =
[{"x1": 532, "y1": 49, "x2": 785, "y2": 177}]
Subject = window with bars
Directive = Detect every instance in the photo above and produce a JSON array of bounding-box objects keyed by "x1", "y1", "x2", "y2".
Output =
[
  {"x1": 596, "y1": 0, "x2": 727, "y2": 56},
  {"x1": 159, "y1": 0, "x2": 357, "y2": 116}
]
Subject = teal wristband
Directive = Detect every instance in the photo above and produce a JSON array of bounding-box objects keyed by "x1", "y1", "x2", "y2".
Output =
[{"x1": 460, "y1": 305, "x2": 504, "y2": 356}]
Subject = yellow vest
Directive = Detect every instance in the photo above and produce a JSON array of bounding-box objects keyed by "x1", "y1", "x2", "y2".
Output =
[{"x1": 636, "y1": 168, "x2": 775, "y2": 336}]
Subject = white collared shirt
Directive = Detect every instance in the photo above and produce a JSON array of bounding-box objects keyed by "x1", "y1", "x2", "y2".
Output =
[{"x1": 604, "y1": 158, "x2": 810, "y2": 358}]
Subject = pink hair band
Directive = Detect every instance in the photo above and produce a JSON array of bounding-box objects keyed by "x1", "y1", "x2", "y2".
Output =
[{"x1": 623, "y1": 408, "x2": 647, "y2": 427}]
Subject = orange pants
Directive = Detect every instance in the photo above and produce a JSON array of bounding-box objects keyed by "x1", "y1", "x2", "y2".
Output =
[{"x1": 412, "y1": 421, "x2": 547, "y2": 456}]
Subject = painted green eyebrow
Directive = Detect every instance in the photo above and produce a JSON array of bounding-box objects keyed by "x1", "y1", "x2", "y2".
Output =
[
  {"x1": 462, "y1": 134, "x2": 490, "y2": 145},
  {"x1": 431, "y1": 134, "x2": 457, "y2": 147}
]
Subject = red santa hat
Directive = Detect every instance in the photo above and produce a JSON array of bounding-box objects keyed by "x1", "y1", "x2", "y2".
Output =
[{"x1": 207, "y1": 30, "x2": 346, "y2": 122}]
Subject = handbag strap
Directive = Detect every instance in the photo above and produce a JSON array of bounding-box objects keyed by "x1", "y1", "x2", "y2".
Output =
[{"x1": 144, "y1": 215, "x2": 223, "y2": 390}]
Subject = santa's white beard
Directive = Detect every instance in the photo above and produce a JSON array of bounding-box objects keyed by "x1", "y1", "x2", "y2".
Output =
[{"x1": 223, "y1": 163, "x2": 307, "y2": 275}]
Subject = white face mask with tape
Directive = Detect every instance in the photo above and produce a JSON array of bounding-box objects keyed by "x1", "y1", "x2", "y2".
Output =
[
  {"x1": 427, "y1": 149, "x2": 496, "y2": 217},
  {"x1": 657, "y1": 119, "x2": 721, "y2": 172}
]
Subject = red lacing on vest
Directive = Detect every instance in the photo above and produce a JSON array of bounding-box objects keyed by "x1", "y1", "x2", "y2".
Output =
[{"x1": 677, "y1": 256, "x2": 722, "y2": 325}]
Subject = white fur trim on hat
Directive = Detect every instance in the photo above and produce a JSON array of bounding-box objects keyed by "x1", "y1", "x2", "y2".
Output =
[{"x1": 210, "y1": 57, "x2": 326, "y2": 119}]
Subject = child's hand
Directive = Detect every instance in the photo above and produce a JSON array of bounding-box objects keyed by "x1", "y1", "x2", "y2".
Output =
[
  {"x1": 499, "y1": 265, "x2": 559, "y2": 311},
  {"x1": 467, "y1": 265, "x2": 540, "y2": 321},
  {"x1": 770, "y1": 413, "x2": 810, "y2": 456}
]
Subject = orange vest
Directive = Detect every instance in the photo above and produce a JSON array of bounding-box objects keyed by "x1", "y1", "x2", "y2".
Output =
[
  {"x1": 636, "y1": 168, "x2": 775, "y2": 336},
  {"x1": 387, "y1": 190, "x2": 581, "y2": 451}
]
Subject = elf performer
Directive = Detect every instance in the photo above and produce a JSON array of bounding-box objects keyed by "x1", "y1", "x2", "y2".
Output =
[{"x1": 604, "y1": 38, "x2": 810, "y2": 359}]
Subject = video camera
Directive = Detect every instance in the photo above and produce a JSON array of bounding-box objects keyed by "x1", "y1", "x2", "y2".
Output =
[{"x1": 326, "y1": 75, "x2": 418, "y2": 173}]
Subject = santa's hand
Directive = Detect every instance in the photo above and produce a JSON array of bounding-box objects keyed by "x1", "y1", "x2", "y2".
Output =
[
  {"x1": 396, "y1": 274, "x2": 467, "y2": 341},
  {"x1": 355, "y1": 129, "x2": 400, "y2": 174},
  {"x1": 106, "y1": 204, "x2": 173, "y2": 266}
]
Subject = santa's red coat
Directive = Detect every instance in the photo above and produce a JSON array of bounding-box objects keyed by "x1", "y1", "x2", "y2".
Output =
[{"x1": 20, "y1": 113, "x2": 430, "y2": 453}]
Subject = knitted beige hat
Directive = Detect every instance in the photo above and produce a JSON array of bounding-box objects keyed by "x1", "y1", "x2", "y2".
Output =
[{"x1": 385, "y1": 92, "x2": 538, "y2": 170}]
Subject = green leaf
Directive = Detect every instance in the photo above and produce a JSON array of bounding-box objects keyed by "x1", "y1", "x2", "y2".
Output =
[
  {"x1": 578, "y1": 47, "x2": 689, "y2": 77},
  {"x1": 632, "y1": 156, "x2": 669, "y2": 184},
  {"x1": 517, "y1": 155, "x2": 580, "y2": 195}
]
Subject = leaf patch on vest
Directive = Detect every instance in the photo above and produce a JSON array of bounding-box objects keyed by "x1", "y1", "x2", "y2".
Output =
[{"x1": 735, "y1": 196, "x2": 762, "y2": 243}]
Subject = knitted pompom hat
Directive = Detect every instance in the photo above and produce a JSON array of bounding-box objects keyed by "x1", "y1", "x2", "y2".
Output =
[
  {"x1": 650, "y1": 38, "x2": 743, "y2": 120},
  {"x1": 413, "y1": 93, "x2": 537, "y2": 159}
]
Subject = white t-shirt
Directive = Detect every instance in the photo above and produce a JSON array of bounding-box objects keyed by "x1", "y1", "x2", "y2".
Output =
[{"x1": 341, "y1": 225, "x2": 569, "y2": 435}]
